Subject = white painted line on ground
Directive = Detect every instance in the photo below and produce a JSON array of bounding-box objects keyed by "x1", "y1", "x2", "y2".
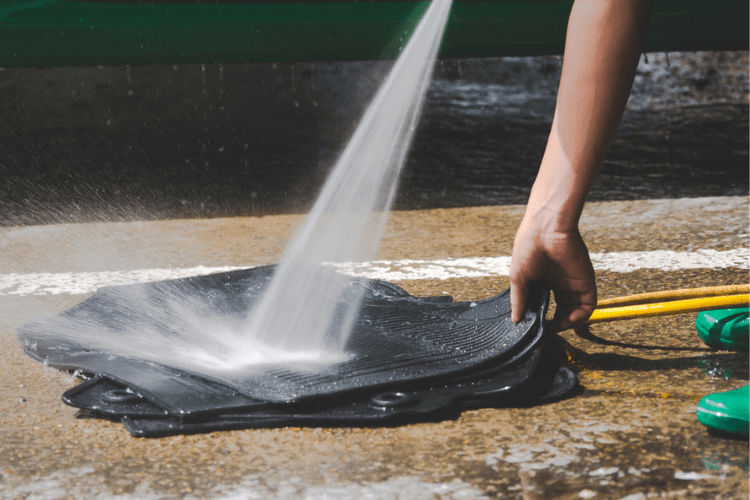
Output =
[
  {"x1": 589, "y1": 248, "x2": 748, "y2": 273},
  {"x1": 0, "y1": 266, "x2": 244, "y2": 297},
  {"x1": 1, "y1": 248, "x2": 747, "y2": 297},
  {"x1": 332, "y1": 248, "x2": 749, "y2": 280}
]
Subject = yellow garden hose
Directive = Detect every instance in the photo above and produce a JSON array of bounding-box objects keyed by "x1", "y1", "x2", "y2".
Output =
[
  {"x1": 596, "y1": 284, "x2": 749, "y2": 307},
  {"x1": 587, "y1": 284, "x2": 750, "y2": 324}
]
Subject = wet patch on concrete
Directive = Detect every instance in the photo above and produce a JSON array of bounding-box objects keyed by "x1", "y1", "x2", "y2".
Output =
[
  {"x1": 1, "y1": 199, "x2": 747, "y2": 499},
  {"x1": 2, "y1": 268, "x2": 747, "y2": 499}
]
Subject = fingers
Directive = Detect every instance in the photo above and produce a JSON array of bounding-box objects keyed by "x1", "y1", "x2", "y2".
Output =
[
  {"x1": 550, "y1": 281, "x2": 598, "y2": 331},
  {"x1": 510, "y1": 221, "x2": 596, "y2": 329},
  {"x1": 515, "y1": 275, "x2": 596, "y2": 331},
  {"x1": 550, "y1": 301, "x2": 596, "y2": 332},
  {"x1": 509, "y1": 238, "x2": 545, "y2": 324},
  {"x1": 510, "y1": 274, "x2": 529, "y2": 324}
]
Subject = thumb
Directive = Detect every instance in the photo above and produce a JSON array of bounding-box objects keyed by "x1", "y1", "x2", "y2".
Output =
[{"x1": 510, "y1": 275, "x2": 530, "y2": 324}]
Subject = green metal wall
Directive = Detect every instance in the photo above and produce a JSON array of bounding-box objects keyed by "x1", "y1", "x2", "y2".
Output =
[{"x1": 0, "y1": 0, "x2": 747, "y2": 67}]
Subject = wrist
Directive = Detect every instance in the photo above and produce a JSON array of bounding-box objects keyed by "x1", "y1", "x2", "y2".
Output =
[
  {"x1": 523, "y1": 125, "x2": 597, "y2": 233},
  {"x1": 523, "y1": 174, "x2": 587, "y2": 236}
]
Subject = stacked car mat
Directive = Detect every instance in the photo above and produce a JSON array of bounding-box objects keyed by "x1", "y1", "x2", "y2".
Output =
[{"x1": 18, "y1": 265, "x2": 578, "y2": 437}]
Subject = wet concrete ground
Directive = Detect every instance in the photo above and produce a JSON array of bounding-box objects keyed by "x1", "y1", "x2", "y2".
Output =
[
  {"x1": 1, "y1": 196, "x2": 747, "y2": 499},
  {"x1": 0, "y1": 48, "x2": 747, "y2": 499}
]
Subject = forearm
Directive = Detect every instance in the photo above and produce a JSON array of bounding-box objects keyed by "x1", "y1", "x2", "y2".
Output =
[
  {"x1": 510, "y1": 0, "x2": 652, "y2": 328},
  {"x1": 527, "y1": 0, "x2": 652, "y2": 231}
]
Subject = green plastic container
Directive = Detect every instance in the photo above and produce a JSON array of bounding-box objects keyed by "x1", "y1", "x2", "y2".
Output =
[
  {"x1": 697, "y1": 385, "x2": 749, "y2": 436},
  {"x1": 695, "y1": 307, "x2": 749, "y2": 352}
]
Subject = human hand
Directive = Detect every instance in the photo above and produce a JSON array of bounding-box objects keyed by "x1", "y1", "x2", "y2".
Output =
[
  {"x1": 509, "y1": 212, "x2": 597, "y2": 332},
  {"x1": 506, "y1": 0, "x2": 651, "y2": 331}
]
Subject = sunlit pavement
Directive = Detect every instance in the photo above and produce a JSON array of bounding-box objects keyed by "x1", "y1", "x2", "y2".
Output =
[{"x1": 1, "y1": 196, "x2": 747, "y2": 499}]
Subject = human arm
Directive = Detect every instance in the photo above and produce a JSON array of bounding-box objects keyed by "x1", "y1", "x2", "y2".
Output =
[{"x1": 509, "y1": 0, "x2": 652, "y2": 331}]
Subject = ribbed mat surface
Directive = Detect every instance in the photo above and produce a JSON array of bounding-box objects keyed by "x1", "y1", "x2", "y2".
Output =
[{"x1": 19, "y1": 266, "x2": 548, "y2": 404}]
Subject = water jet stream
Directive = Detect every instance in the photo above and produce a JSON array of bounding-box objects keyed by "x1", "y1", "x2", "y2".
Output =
[
  {"x1": 17, "y1": 1, "x2": 454, "y2": 379},
  {"x1": 243, "y1": 0, "x2": 453, "y2": 356}
]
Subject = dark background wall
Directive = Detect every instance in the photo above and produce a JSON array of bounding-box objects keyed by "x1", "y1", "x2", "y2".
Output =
[{"x1": 0, "y1": 52, "x2": 747, "y2": 226}]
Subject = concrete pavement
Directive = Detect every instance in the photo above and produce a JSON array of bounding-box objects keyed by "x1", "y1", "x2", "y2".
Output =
[{"x1": 1, "y1": 196, "x2": 748, "y2": 499}]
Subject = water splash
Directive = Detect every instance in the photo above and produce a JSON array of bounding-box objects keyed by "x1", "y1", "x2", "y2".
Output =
[
  {"x1": 244, "y1": 0, "x2": 453, "y2": 354},
  {"x1": 25, "y1": 278, "x2": 349, "y2": 379},
  {"x1": 21, "y1": 0, "x2": 453, "y2": 378}
]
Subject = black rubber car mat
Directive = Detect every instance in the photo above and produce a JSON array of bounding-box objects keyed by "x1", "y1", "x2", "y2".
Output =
[
  {"x1": 19, "y1": 265, "x2": 550, "y2": 404},
  {"x1": 58, "y1": 328, "x2": 545, "y2": 420},
  {"x1": 62, "y1": 350, "x2": 576, "y2": 437}
]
